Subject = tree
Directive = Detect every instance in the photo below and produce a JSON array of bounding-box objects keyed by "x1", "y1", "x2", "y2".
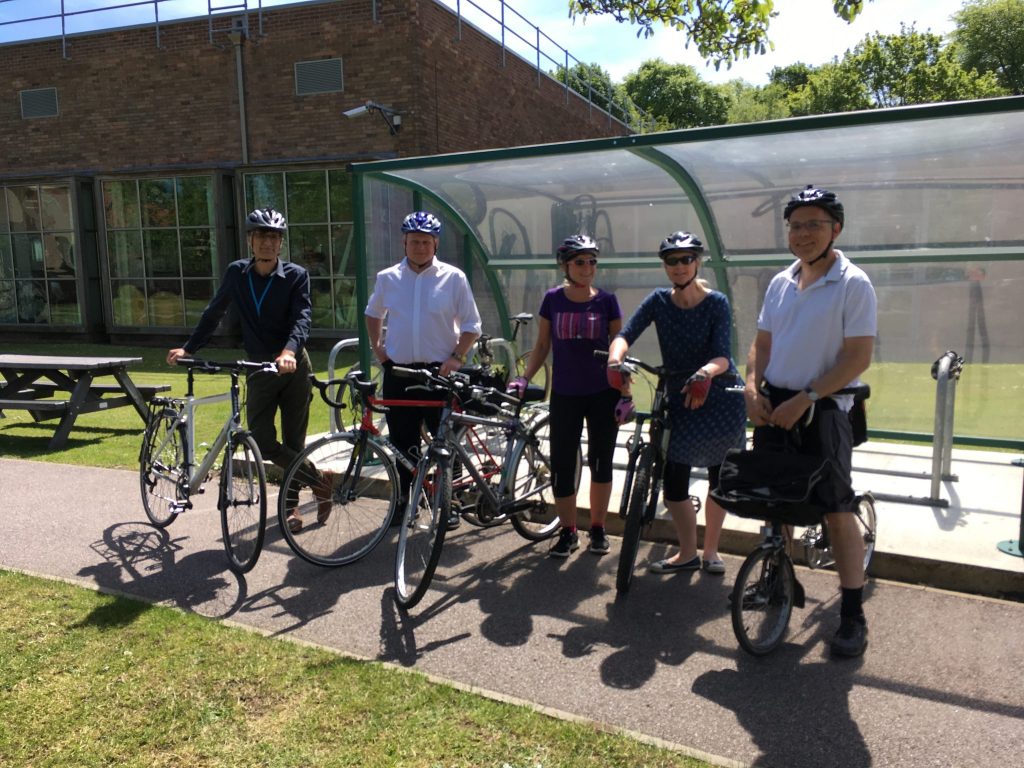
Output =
[
  {"x1": 787, "y1": 60, "x2": 872, "y2": 115},
  {"x1": 953, "y1": 0, "x2": 1024, "y2": 94},
  {"x1": 717, "y1": 79, "x2": 791, "y2": 124},
  {"x1": 551, "y1": 61, "x2": 619, "y2": 114},
  {"x1": 623, "y1": 59, "x2": 731, "y2": 128},
  {"x1": 567, "y1": 1, "x2": 870, "y2": 68},
  {"x1": 847, "y1": 24, "x2": 1006, "y2": 108}
]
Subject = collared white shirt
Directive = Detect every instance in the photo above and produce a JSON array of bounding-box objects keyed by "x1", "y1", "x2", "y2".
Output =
[
  {"x1": 365, "y1": 257, "x2": 482, "y2": 364},
  {"x1": 758, "y1": 249, "x2": 877, "y2": 407}
]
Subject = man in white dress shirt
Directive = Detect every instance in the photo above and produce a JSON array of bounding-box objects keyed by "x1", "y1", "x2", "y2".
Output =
[{"x1": 365, "y1": 211, "x2": 482, "y2": 528}]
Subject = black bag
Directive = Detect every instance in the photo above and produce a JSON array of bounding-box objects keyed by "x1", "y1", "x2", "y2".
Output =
[{"x1": 710, "y1": 448, "x2": 845, "y2": 526}]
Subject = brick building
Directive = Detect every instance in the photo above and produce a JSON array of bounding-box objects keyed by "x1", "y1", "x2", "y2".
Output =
[{"x1": 0, "y1": 0, "x2": 632, "y2": 343}]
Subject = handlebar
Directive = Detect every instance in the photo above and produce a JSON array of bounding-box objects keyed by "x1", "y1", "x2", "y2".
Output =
[
  {"x1": 593, "y1": 349, "x2": 692, "y2": 381},
  {"x1": 309, "y1": 370, "x2": 388, "y2": 414},
  {"x1": 176, "y1": 358, "x2": 278, "y2": 375},
  {"x1": 392, "y1": 365, "x2": 522, "y2": 411}
]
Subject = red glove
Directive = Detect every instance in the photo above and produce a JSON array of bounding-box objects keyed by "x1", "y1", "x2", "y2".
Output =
[{"x1": 683, "y1": 370, "x2": 711, "y2": 402}]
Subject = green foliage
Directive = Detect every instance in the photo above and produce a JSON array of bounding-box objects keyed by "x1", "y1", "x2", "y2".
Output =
[
  {"x1": 953, "y1": 0, "x2": 1024, "y2": 94},
  {"x1": 787, "y1": 61, "x2": 872, "y2": 116},
  {"x1": 567, "y1": 1, "x2": 868, "y2": 68},
  {"x1": 623, "y1": 59, "x2": 731, "y2": 128},
  {"x1": 551, "y1": 61, "x2": 620, "y2": 114},
  {"x1": 716, "y1": 79, "x2": 791, "y2": 124}
]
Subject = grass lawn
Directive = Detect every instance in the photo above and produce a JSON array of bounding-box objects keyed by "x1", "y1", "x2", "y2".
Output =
[{"x1": 0, "y1": 571, "x2": 710, "y2": 768}]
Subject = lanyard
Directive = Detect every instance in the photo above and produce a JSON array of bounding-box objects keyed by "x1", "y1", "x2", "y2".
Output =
[{"x1": 248, "y1": 271, "x2": 274, "y2": 317}]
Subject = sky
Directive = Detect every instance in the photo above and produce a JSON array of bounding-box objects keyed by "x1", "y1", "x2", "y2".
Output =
[
  {"x1": 441, "y1": 0, "x2": 967, "y2": 85},
  {"x1": 1, "y1": 0, "x2": 965, "y2": 85}
]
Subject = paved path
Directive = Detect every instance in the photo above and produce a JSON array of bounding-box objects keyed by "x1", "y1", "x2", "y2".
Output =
[{"x1": 2, "y1": 457, "x2": 1022, "y2": 768}]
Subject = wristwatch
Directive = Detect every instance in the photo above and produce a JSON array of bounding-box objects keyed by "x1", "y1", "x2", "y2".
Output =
[
  {"x1": 451, "y1": 350, "x2": 467, "y2": 364},
  {"x1": 803, "y1": 386, "x2": 820, "y2": 402}
]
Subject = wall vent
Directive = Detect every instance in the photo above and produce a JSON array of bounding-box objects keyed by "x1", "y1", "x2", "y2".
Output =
[
  {"x1": 20, "y1": 88, "x2": 59, "y2": 119},
  {"x1": 295, "y1": 59, "x2": 343, "y2": 96}
]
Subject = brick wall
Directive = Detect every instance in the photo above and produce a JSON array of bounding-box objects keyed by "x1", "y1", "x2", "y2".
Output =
[{"x1": 0, "y1": 0, "x2": 630, "y2": 177}]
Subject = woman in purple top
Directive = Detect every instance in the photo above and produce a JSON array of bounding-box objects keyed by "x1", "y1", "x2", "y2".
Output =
[{"x1": 511, "y1": 235, "x2": 627, "y2": 558}]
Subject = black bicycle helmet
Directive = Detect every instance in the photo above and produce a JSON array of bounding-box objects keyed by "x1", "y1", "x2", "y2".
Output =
[
  {"x1": 245, "y1": 207, "x2": 288, "y2": 232},
  {"x1": 556, "y1": 234, "x2": 599, "y2": 263},
  {"x1": 783, "y1": 185, "x2": 845, "y2": 227},
  {"x1": 400, "y1": 211, "x2": 442, "y2": 236},
  {"x1": 658, "y1": 231, "x2": 704, "y2": 257}
]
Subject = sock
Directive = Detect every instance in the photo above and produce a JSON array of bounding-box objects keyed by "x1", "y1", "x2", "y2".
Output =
[
  {"x1": 590, "y1": 525, "x2": 604, "y2": 534},
  {"x1": 840, "y1": 587, "x2": 865, "y2": 620}
]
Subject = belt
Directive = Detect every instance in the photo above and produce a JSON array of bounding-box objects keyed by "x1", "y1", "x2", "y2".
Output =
[{"x1": 762, "y1": 381, "x2": 839, "y2": 411}]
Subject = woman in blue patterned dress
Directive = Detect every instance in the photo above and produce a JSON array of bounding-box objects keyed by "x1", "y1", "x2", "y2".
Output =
[{"x1": 607, "y1": 232, "x2": 747, "y2": 575}]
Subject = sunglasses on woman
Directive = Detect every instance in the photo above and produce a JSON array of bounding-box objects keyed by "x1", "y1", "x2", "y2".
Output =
[
  {"x1": 662, "y1": 254, "x2": 700, "y2": 267},
  {"x1": 570, "y1": 258, "x2": 598, "y2": 267}
]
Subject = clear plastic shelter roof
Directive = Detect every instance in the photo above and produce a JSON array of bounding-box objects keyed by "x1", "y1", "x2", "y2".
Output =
[{"x1": 351, "y1": 97, "x2": 1024, "y2": 268}]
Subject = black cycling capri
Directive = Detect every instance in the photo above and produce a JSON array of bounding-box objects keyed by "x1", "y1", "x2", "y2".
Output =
[
  {"x1": 548, "y1": 388, "x2": 620, "y2": 498},
  {"x1": 663, "y1": 461, "x2": 721, "y2": 503}
]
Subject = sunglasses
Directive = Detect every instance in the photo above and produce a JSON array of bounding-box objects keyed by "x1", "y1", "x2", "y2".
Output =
[
  {"x1": 662, "y1": 254, "x2": 700, "y2": 266},
  {"x1": 570, "y1": 258, "x2": 598, "y2": 267}
]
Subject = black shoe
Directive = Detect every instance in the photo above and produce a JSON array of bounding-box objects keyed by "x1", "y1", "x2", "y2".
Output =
[
  {"x1": 587, "y1": 527, "x2": 610, "y2": 555},
  {"x1": 831, "y1": 615, "x2": 868, "y2": 658},
  {"x1": 648, "y1": 555, "x2": 701, "y2": 574},
  {"x1": 389, "y1": 497, "x2": 408, "y2": 528},
  {"x1": 446, "y1": 510, "x2": 462, "y2": 531},
  {"x1": 549, "y1": 528, "x2": 579, "y2": 558}
]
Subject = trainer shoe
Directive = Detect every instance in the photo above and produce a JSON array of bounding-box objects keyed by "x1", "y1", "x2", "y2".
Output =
[
  {"x1": 830, "y1": 615, "x2": 868, "y2": 658},
  {"x1": 587, "y1": 526, "x2": 610, "y2": 555},
  {"x1": 446, "y1": 509, "x2": 462, "y2": 531},
  {"x1": 648, "y1": 555, "x2": 701, "y2": 574},
  {"x1": 549, "y1": 528, "x2": 579, "y2": 558}
]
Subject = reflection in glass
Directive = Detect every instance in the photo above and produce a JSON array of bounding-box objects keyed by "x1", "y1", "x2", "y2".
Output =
[
  {"x1": 47, "y1": 281, "x2": 80, "y2": 324},
  {"x1": 328, "y1": 169, "x2": 353, "y2": 222},
  {"x1": 289, "y1": 225, "x2": 329, "y2": 273},
  {"x1": 141, "y1": 179, "x2": 177, "y2": 228},
  {"x1": 144, "y1": 229, "x2": 180, "y2": 278},
  {"x1": 286, "y1": 170, "x2": 327, "y2": 223},
  {"x1": 244, "y1": 173, "x2": 284, "y2": 213},
  {"x1": 0, "y1": 281, "x2": 15, "y2": 322},
  {"x1": 184, "y1": 279, "x2": 214, "y2": 326},
  {"x1": 176, "y1": 177, "x2": 213, "y2": 226},
  {"x1": 44, "y1": 233, "x2": 76, "y2": 277},
  {"x1": 148, "y1": 279, "x2": 184, "y2": 326},
  {"x1": 40, "y1": 185, "x2": 72, "y2": 230},
  {"x1": 310, "y1": 279, "x2": 333, "y2": 328},
  {"x1": 6, "y1": 186, "x2": 41, "y2": 232},
  {"x1": 331, "y1": 223, "x2": 354, "y2": 275},
  {"x1": 108, "y1": 230, "x2": 144, "y2": 279},
  {"x1": 111, "y1": 280, "x2": 147, "y2": 326},
  {"x1": 0, "y1": 237, "x2": 13, "y2": 278},
  {"x1": 103, "y1": 180, "x2": 140, "y2": 229},
  {"x1": 12, "y1": 233, "x2": 44, "y2": 278},
  {"x1": 181, "y1": 228, "x2": 215, "y2": 276},
  {"x1": 0, "y1": 189, "x2": 8, "y2": 233},
  {"x1": 17, "y1": 280, "x2": 47, "y2": 323}
]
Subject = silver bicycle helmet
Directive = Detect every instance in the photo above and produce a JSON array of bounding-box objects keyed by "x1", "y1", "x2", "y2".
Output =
[
  {"x1": 555, "y1": 234, "x2": 599, "y2": 263},
  {"x1": 245, "y1": 207, "x2": 288, "y2": 232},
  {"x1": 400, "y1": 211, "x2": 442, "y2": 235}
]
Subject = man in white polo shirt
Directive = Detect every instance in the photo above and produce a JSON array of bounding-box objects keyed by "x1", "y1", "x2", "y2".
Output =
[
  {"x1": 744, "y1": 186, "x2": 877, "y2": 658},
  {"x1": 365, "y1": 211, "x2": 482, "y2": 529}
]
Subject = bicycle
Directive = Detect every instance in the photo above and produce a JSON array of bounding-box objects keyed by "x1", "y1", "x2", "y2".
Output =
[
  {"x1": 139, "y1": 358, "x2": 276, "y2": 574},
  {"x1": 716, "y1": 386, "x2": 876, "y2": 656},
  {"x1": 471, "y1": 313, "x2": 551, "y2": 399},
  {"x1": 596, "y1": 350, "x2": 713, "y2": 593},
  {"x1": 391, "y1": 366, "x2": 560, "y2": 610}
]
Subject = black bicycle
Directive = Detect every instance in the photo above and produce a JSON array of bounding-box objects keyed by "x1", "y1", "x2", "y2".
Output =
[
  {"x1": 714, "y1": 385, "x2": 876, "y2": 656},
  {"x1": 595, "y1": 350, "x2": 708, "y2": 593}
]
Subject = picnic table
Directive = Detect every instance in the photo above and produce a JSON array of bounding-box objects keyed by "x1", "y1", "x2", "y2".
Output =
[{"x1": 0, "y1": 354, "x2": 170, "y2": 449}]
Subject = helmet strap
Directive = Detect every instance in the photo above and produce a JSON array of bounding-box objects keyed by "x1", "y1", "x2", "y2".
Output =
[
  {"x1": 672, "y1": 275, "x2": 697, "y2": 291},
  {"x1": 806, "y1": 241, "x2": 834, "y2": 266}
]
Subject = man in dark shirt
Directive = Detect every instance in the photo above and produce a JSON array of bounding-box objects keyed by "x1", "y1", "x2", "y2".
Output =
[{"x1": 167, "y1": 207, "x2": 332, "y2": 533}]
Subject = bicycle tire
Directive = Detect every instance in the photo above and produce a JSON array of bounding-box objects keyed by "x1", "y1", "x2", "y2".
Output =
[
  {"x1": 731, "y1": 546, "x2": 796, "y2": 656},
  {"x1": 508, "y1": 415, "x2": 560, "y2": 541},
  {"x1": 139, "y1": 407, "x2": 186, "y2": 528},
  {"x1": 394, "y1": 455, "x2": 450, "y2": 610},
  {"x1": 279, "y1": 432, "x2": 398, "y2": 568},
  {"x1": 803, "y1": 494, "x2": 878, "y2": 575},
  {"x1": 616, "y1": 443, "x2": 654, "y2": 593},
  {"x1": 452, "y1": 421, "x2": 508, "y2": 528},
  {"x1": 219, "y1": 433, "x2": 267, "y2": 574}
]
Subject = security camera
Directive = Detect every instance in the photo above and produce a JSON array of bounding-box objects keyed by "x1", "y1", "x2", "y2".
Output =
[{"x1": 343, "y1": 104, "x2": 370, "y2": 118}]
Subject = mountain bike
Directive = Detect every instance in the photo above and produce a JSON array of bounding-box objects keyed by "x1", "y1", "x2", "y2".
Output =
[
  {"x1": 390, "y1": 366, "x2": 559, "y2": 610},
  {"x1": 139, "y1": 358, "x2": 276, "y2": 573},
  {"x1": 596, "y1": 350, "x2": 720, "y2": 593}
]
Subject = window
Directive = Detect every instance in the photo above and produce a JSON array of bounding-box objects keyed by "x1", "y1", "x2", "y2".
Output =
[
  {"x1": 0, "y1": 183, "x2": 79, "y2": 325},
  {"x1": 102, "y1": 176, "x2": 217, "y2": 328},
  {"x1": 243, "y1": 169, "x2": 356, "y2": 329}
]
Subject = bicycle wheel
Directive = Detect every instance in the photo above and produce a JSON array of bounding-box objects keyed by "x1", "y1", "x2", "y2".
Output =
[
  {"x1": 803, "y1": 495, "x2": 877, "y2": 575},
  {"x1": 139, "y1": 407, "x2": 187, "y2": 528},
  {"x1": 731, "y1": 547, "x2": 796, "y2": 656},
  {"x1": 219, "y1": 433, "x2": 267, "y2": 574},
  {"x1": 616, "y1": 443, "x2": 654, "y2": 593},
  {"x1": 507, "y1": 416, "x2": 560, "y2": 541},
  {"x1": 453, "y1": 422, "x2": 507, "y2": 527},
  {"x1": 394, "y1": 456, "x2": 450, "y2": 610},
  {"x1": 279, "y1": 432, "x2": 398, "y2": 567}
]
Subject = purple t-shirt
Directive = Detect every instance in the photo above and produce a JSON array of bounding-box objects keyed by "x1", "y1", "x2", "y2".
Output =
[{"x1": 539, "y1": 286, "x2": 621, "y2": 397}]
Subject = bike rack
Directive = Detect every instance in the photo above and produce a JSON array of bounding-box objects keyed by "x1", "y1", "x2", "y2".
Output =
[
  {"x1": 327, "y1": 338, "x2": 359, "y2": 433},
  {"x1": 996, "y1": 456, "x2": 1024, "y2": 559}
]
